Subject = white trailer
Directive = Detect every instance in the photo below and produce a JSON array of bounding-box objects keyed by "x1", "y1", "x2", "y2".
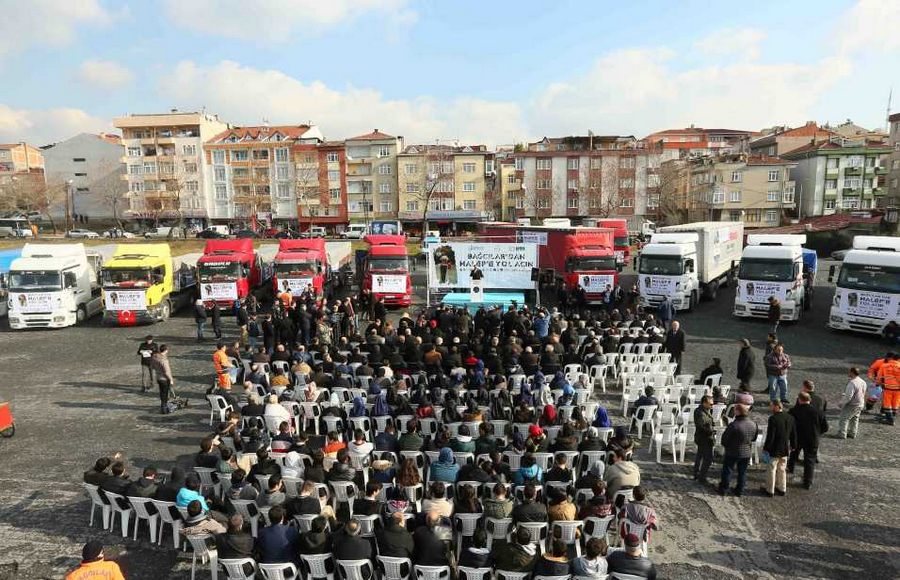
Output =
[
  {"x1": 7, "y1": 243, "x2": 103, "y2": 329},
  {"x1": 637, "y1": 221, "x2": 743, "y2": 311},
  {"x1": 734, "y1": 234, "x2": 808, "y2": 321},
  {"x1": 326, "y1": 241, "x2": 353, "y2": 271},
  {"x1": 828, "y1": 236, "x2": 900, "y2": 336}
]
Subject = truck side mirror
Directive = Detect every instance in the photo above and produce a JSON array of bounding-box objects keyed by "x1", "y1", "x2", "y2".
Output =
[
  {"x1": 828, "y1": 264, "x2": 836, "y2": 282},
  {"x1": 685, "y1": 259, "x2": 694, "y2": 273}
]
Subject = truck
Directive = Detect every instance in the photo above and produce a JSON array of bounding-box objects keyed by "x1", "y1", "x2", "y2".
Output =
[
  {"x1": 596, "y1": 218, "x2": 631, "y2": 271},
  {"x1": 828, "y1": 235, "x2": 900, "y2": 336},
  {"x1": 0, "y1": 249, "x2": 23, "y2": 317},
  {"x1": 100, "y1": 244, "x2": 200, "y2": 325},
  {"x1": 637, "y1": 222, "x2": 743, "y2": 312},
  {"x1": 197, "y1": 239, "x2": 270, "y2": 309},
  {"x1": 733, "y1": 234, "x2": 808, "y2": 321},
  {"x1": 7, "y1": 243, "x2": 103, "y2": 329},
  {"x1": 273, "y1": 239, "x2": 352, "y2": 299},
  {"x1": 363, "y1": 234, "x2": 411, "y2": 307}
]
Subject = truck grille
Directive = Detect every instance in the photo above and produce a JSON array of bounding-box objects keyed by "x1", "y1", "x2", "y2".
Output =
[
  {"x1": 848, "y1": 320, "x2": 883, "y2": 333},
  {"x1": 23, "y1": 318, "x2": 52, "y2": 327}
]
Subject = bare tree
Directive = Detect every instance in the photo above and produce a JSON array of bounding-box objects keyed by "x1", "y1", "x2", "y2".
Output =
[
  {"x1": 405, "y1": 146, "x2": 453, "y2": 235},
  {"x1": 93, "y1": 159, "x2": 127, "y2": 229},
  {"x1": 0, "y1": 173, "x2": 65, "y2": 233},
  {"x1": 295, "y1": 151, "x2": 320, "y2": 233}
]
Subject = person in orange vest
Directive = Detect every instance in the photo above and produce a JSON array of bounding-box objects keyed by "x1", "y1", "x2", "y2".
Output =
[
  {"x1": 65, "y1": 540, "x2": 125, "y2": 580},
  {"x1": 876, "y1": 352, "x2": 899, "y2": 425},
  {"x1": 868, "y1": 352, "x2": 892, "y2": 384},
  {"x1": 212, "y1": 342, "x2": 233, "y2": 388}
]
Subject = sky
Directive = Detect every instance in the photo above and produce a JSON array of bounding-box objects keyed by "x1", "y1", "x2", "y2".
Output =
[{"x1": 0, "y1": 0, "x2": 898, "y2": 147}]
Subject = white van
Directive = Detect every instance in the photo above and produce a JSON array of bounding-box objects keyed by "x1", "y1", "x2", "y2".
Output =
[
  {"x1": 0, "y1": 218, "x2": 33, "y2": 238},
  {"x1": 342, "y1": 224, "x2": 368, "y2": 239}
]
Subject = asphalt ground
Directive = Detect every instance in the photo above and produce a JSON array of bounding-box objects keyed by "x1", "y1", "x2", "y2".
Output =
[{"x1": 0, "y1": 260, "x2": 897, "y2": 579}]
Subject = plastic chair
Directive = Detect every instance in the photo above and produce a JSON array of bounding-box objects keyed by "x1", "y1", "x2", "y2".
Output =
[
  {"x1": 378, "y1": 557, "x2": 413, "y2": 580},
  {"x1": 584, "y1": 515, "x2": 617, "y2": 545},
  {"x1": 610, "y1": 574, "x2": 644, "y2": 580},
  {"x1": 230, "y1": 499, "x2": 260, "y2": 537},
  {"x1": 535, "y1": 576, "x2": 571, "y2": 580},
  {"x1": 337, "y1": 560, "x2": 375, "y2": 580},
  {"x1": 414, "y1": 566, "x2": 452, "y2": 580},
  {"x1": 83, "y1": 483, "x2": 111, "y2": 529},
  {"x1": 518, "y1": 521, "x2": 549, "y2": 552},
  {"x1": 103, "y1": 491, "x2": 133, "y2": 537},
  {"x1": 650, "y1": 424, "x2": 680, "y2": 463},
  {"x1": 630, "y1": 405, "x2": 658, "y2": 439},
  {"x1": 207, "y1": 395, "x2": 234, "y2": 425},
  {"x1": 485, "y1": 517, "x2": 513, "y2": 550},
  {"x1": 219, "y1": 558, "x2": 258, "y2": 580},
  {"x1": 329, "y1": 480, "x2": 358, "y2": 517},
  {"x1": 551, "y1": 520, "x2": 584, "y2": 557},
  {"x1": 184, "y1": 533, "x2": 218, "y2": 580},
  {"x1": 458, "y1": 568, "x2": 492, "y2": 580},
  {"x1": 128, "y1": 496, "x2": 159, "y2": 542},
  {"x1": 259, "y1": 562, "x2": 300, "y2": 580},
  {"x1": 496, "y1": 571, "x2": 532, "y2": 580},
  {"x1": 454, "y1": 513, "x2": 483, "y2": 558},
  {"x1": 299, "y1": 554, "x2": 335, "y2": 580},
  {"x1": 194, "y1": 467, "x2": 222, "y2": 499},
  {"x1": 588, "y1": 364, "x2": 608, "y2": 393},
  {"x1": 704, "y1": 373, "x2": 723, "y2": 389},
  {"x1": 293, "y1": 514, "x2": 318, "y2": 533},
  {"x1": 300, "y1": 402, "x2": 323, "y2": 435},
  {"x1": 621, "y1": 519, "x2": 651, "y2": 555},
  {"x1": 151, "y1": 499, "x2": 183, "y2": 548}
]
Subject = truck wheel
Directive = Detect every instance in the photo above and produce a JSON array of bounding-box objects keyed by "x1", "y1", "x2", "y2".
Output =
[
  {"x1": 0, "y1": 424, "x2": 14, "y2": 437},
  {"x1": 75, "y1": 306, "x2": 87, "y2": 325},
  {"x1": 161, "y1": 300, "x2": 171, "y2": 321}
]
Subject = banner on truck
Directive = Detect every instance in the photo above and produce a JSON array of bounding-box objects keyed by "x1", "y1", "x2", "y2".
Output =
[
  {"x1": 10, "y1": 292, "x2": 54, "y2": 313},
  {"x1": 279, "y1": 277, "x2": 314, "y2": 294},
  {"x1": 517, "y1": 231, "x2": 547, "y2": 245},
  {"x1": 105, "y1": 290, "x2": 147, "y2": 311},
  {"x1": 841, "y1": 291, "x2": 899, "y2": 320},
  {"x1": 373, "y1": 274, "x2": 406, "y2": 294},
  {"x1": 740, "y1": 281, "x2": 787, "y2": 304},
  {"x1": 640, "y1": 275, "x2": 675, "y2": 296},
  {"x1": 580, "y1": 274, "x2": 615, "y2": 294},
  {"x1": 428, "y1": 243, "x2": 538, "y2": 290},
  {"x1": 201, "y1": 282, "x2": 238, "y2": 302}
]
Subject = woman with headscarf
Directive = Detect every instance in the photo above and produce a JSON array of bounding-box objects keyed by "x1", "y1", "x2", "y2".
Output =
[
  {"x1": 281, "y1": 450, "x2": 305, "y2": 479},
  {"x1": 429, "y1": 447, "x2": 460, "y2": 484},
  {"x1": 550, "y1": 371, "x2": 567, "y2": 390},
  {"x1": 517, "y1": 381, "x2": 535, "y2": 407},
  {"x1": 540, "y1": 403, "x2": 558, "y2": 427},
  {"x1": 372, "y1": 392, "x2": 390, "y2": 417},
  {"x1": 593, "y1": 405, "x2": 612, "y2": 429},
  {"x1": 509, "y1": 431, "x2": 527, "y2": 456},
  {"x1": 471, "y1": 360, "x2": 486, "y2": 389},
  {"x1": 526, "y1": 424, "x2": 549, "y2": 453},
  {"x1": 349, "y1": 395, "x2": 367, "y2": 418}
]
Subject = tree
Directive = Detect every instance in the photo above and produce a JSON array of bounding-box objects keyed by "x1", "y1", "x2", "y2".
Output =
[
  {"x1": 650, "y1": 160, "x2": 693, "y2": 225},
  {"x1": 93, "y1": 159, "x2": 127, "y2": 229},
  {"x1": 0, "y1": 171, "x2": 65, "y2": 233},
  {"x1": 295, "y1": 149, "x2": 321, "y2": 232},
  {"x1": 405, "y1": 145, "x2": 454, "y2": 235}
]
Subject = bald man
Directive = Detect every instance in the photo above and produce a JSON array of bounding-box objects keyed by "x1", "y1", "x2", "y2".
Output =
[
  {"x1": 413, "y1": 511, "x2": 452, "y2": 567},
  {"x1": 376, "y1": 511, "x2": 414, "y2": 559}
]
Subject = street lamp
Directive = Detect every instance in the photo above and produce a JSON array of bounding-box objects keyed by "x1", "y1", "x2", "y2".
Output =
[{"x1": 517, "y1": 183, "x2": 527, "y2": 222}]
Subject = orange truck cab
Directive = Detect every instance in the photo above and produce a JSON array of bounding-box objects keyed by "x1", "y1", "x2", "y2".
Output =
[
  {"x1": 363, "y1": 234, "x2": 411, "y2": 307},
  {"x1": 597, "y1": 218, "x2": 630, "y2": 272},
  {"x1": 273, "y1": 239, "x2": 328, "y2": 297}
]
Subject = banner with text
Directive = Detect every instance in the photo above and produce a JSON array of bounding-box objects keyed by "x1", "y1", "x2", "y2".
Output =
[
  {"x1": 279, "y1": 277, "x2": 314, "y2": 294},
  {"x1": 373, "y1": 274, "x2": 407, "y2": 294},
  {"x1": 640, "y1": 275, "x2": 676, "y2": 296},
  {"x1": 10, "y1": 292, "x2": 56, "y2": 314},
  {"x1": 580, "y1": 274, "x2": 615, "y2": 294},
  {"x1": 841, "y1": 290, "x2": 899, "y2": 320},
  {"x1": 428, "y1": 243, "x2": 538, "y2": 290},
  {"x1": 201, "y1": 282, "x2": 238, "y2": 302},
  {"x1": 740, "y1": 280, "x2": 787, "y2": 304},
  {"x1": 105, "y1": 290, "x2": 147, "y2": 311}
]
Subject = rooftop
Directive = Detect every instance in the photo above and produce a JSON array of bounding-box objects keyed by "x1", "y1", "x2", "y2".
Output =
[
  {"x1": 208, "y1": 125, "x2": 314, "y2": 144},
  {"x1": 348, "y1": 129, "x2": 396, "y2": 141},
  {"x1": 782, "y1": 137, "x2": 892, "y2": 157},
  {"x1": 752, "y1": 212, "x2": 882, "y2": 235}
]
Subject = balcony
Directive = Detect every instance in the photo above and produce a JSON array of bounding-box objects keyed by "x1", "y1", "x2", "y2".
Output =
[
  {"x1": 825, "y1": 167, "x2": 839, "y2": 178},
  {"x1": 873, "y1": 166, "x2": 888, "y2": 175},
  {"x1": 823, "y1": 189, "x2": 838, "y2": 199},
  {"x1": 873, "y1": 187, "x2": 885, "y2": 196},
  {"x1": 843, "y1": 166, "x2": 862, "y2": 176},
  {"x1": 347, "y1": 166, "x2": 371, "y2": 177},
  {"x1": 842, "y1": 187, "x2": 861, "y2": 196}
]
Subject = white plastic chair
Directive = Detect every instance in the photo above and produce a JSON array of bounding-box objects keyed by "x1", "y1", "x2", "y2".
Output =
[
  {"x1": 230, "y1": 499, "x2": 260, "y2": 537},
  {"x1": 184, "y1": 532, "x2": 218, "y2": 580},
  {"x1": 414, "y1": 566, "x2": 451, "y2": 580},
  {"x1": 83, "y1": 483, "x2": 111, "y2": 529},
  {"x1": 458, "y1": 569, "x2": 492, "y2": 580},
  {"x1": 454, "y1": 513, "x2": 483, "y2": 558},
  {"x1": 551, "y1": 520, "x2": 584, "y2": 557},
  {"x1": 631, "y1": 405, "x2": 658, "y2": 439},
  {"x1": 151, "y1": 499, "x2": 183, "y2": 548},
  {"x1": 588, "y1": 364, "x2": 608, "y2": 393},
  {"x1": 300, "y1": 402, "x2": 323, "y2": 435},
  {"x1": 103, "y1": 491, "x2": 133, "y2": 537},
  {"x1": 704, "y1": 373, "x2": 723, "y2": 389},
  {"x1": 219, "y1": 558, "x2": 257, "y2": 580},
  {"x1": 518, "y1": 521, "x2": 549, "y2": 552},
  {"x1": 496, "y1": 571, "x2": 531, "y2": 580},
  {"x1": 300, "y1": 554, "x2": 334, "y2": 580},
  {"x1": 259, "y1": 562, "x2": 300, "y2": 580},
  {"x1": 194, "y1": 467, "x2": 222, "y2": 499},
  {"x1": 378, "y1": 557, "x2": 413, "y2": 580},
  {"x1": 485, "y1": 517, "x2": 513, "y2": 550},
  {"x1": 207, "y1": 395, "x2": 234, "y2": 425},
  {"x1": 128, "y1": 496, "x2": 159, "y2": 542},
  {"x1": 338, "y1": 560, "x2": 375, "y2": 580},
  {"x1": 650, "y1": 424, "x2": 680, "y2": 463},
  {"x1": 584, "y1": 515, "x2": 617, "y2": 545},
  {"x1": 329, "y1": 480, "x2": 358, "y2": 517}
]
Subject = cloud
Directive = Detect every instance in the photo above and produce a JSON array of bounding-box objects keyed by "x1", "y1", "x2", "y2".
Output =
[
  {"x1": 77, "y1": 59, "x2": 134, "y2": 90},
  {"x1": 163, "y1": 0, "x2": 416, "y2": 42},
  {"x1": 836, "y1": 0, "x2": 900, "y2": 55},
  {"x1": 693, "y1": 28, "x2": 767, "y2": 61},
  {"x1": 160, "y1": 60, "x2": 528, "y2": 146},
  {"x1": 0, "y1": 104, "x2": 110, "y2": 146},
  {"x1": 0, "y1": 0, "x2": 113, "y2": 60}
]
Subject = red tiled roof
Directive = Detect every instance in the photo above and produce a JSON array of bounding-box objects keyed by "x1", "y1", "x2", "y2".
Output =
[
  {"x1": 208, "y1": 125, "x2": 311, "y2": 143},
  {"x1": 781, "y1": 123, "x2": 834, "y2": 138},
  {"x1": 753, "y1": 212, "x2": 882, "y2": 235},
  {"x1": 783, "y1": 138, "x2": 892, "y2": 156},
  {"x1": 349, "y1": 130, "x2": 395, "y2": 140},
  {"x1": 746, "y1": 155, "x2": 795, "y2": 166},
  {"x1": 646, "y1": 127, "x2": 753, "y2": 137}
]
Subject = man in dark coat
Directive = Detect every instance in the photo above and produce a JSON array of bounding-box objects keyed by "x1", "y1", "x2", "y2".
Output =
[
  {"x1": 718, "y1": 404, "x2": 758, "y2": 497},
  {"x1": 736, "y1": 339, "x2": 755, "y2": 390},
  {"x1": 333, "y1": 519, "x2": 373, "y2": 561},
  {"x1": 761, "y1": 400, "x2": 796, "y2": 497},
  {"x1": 412, "y1": 512, "x2": 452, "y2": 567},
  {"x1": 692, "y1": 396, "x2": 715, "y2": 485},
  {"x1": 788, "y1": 392, "x2": 828, "y2": 489},
  {"x1": 664, "y1": 320, "x2": 686, "y2": 375},
  {"x1": 376, "y1": 512, "x2": 414, "y2": 559}
]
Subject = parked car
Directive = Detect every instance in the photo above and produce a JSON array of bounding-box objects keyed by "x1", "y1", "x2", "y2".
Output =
[
  {"x1": 341, "y1": 224, "x2": 368, "y2": 239},
  {"x1": 144, "y1": 226, "x2": 186, "y2": 239},
  {"x1": 101, "y1": 228, "x2": 135, "y2": 239},
  {"x1": 66, "y1": 228, "x2": 100, "y2": 239},
  {"x1": 301, "y1": 226, "x2": 327, "y2": 239},
  {"x1": 233, "y1": 229, "x2": 260, "y2": 239},
  {"x1": 830, "y1": 249, "x2": 850, "y2": 261},
  {"x1": 273, "y1": 230, "x2": 298, "y2": 239},
  {"x1": 196, "y1": 228, "x2": 229, "y2": 239}
]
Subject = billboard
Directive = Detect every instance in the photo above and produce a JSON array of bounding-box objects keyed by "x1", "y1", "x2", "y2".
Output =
[
  {"x1": 104, "y1": 290, "x2": 147, "y2": 311},
  {"x1": 278, "y1": 277, "x2": 314, "y2": 294},
  {"x1": 579, "y1": 274, "x2": 615, "y2": 294},
  {"x1": 640, "y1": 275, "x2": 675, "y2": 296},
  {"x1": 428, "y1": 243, "x2": 538, "y2": 290},
  {"x1": 840, "y1": 290, "x2": 899, "y2": 320},
  {"x1": 740, "y1": 280, "x2": 787, "y2": 304},
  {"x1": 10, "y1": 292, "x2": 55, "y2": 314}
]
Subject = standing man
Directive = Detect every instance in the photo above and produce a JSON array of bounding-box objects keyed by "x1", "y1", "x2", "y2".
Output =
[
  {"x1": 764, "y1": 343, "x2": 792, "y2": 404},
  {"x1": 150, "y1": 344, "x2": 175, "y2": 415},
  {"x1": 692, "y1": 395, "x2": 715, "y2": 485},
  {"x1": 210, "y1": 302, "x2": 223, "y2": 340},
  {"x1": 836, "y1": 367, "x2": 867, "y2": 439},
  {"x1": 718, "y1": 404, "x2": 758, "y2": 497},
  {"x1": 876, "y1": 352, "x2": 900, "y2": 426},
  {"x1": 736, "y1": 338, "x2": 754, "y2": 391},
  {"x1": 213, "y1": 342, "x2": 233, "y2": 389},
  {"x1": 664, "y1": 320, "x2": 686, "y2": 375},
  {"x1": 657, "y1": 295, "x2": 675, "y2": 330},
  {"x1": 137, "y1": 335, "x2": 158, "y2": 393},
  {"x1": 761, "y1": 400, "x2": 795, "y2": 497},
  {"x1": 767, "y1": 296, "x2": 781, "y2": 338},
  {"x1": 194, "y1": 299, "x2": 208, "y2": 342},
  {"x1": 788, "y1": 392, "x2": 828, "y2": 489}
]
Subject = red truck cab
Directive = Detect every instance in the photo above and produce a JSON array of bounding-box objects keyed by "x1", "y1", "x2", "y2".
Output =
[
  {"x1": 363, "y1": 234, "x2": 411, "y2": 307},
  {"x1": 274, "y1": 239, "x2": 327, "y2": 297},
  {"x1": 597, "y1": 218, "x2": 630, "y2": 272},
  {"x1": 563, "y1": 230, "x2": 617, "y2": 303},
  {"x1": 197, "y1": 239, "x2": 264, "y2": 308}
]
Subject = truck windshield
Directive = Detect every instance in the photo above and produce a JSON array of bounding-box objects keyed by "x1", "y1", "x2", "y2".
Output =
[
  {"x1": 275, "y1": 261, "x2": 319, "y2": 276},
  {"x1": 368, "y1": 257, "x2": 407, "y2": 271},
  {"x1": 102, "y1": 268, "x2": 151, "y2": 287},
  {"x1": 639, "y1": 255, "x2": 682, "y2": 275},
  {"x1": 739, "y1": 258, "x2": 793, "y2": 282},
  {"x1": 9, "y1": 270, "x2": 61, "y2": 291},
  {"x1": 837, "y1": 263, "x2": 900, "y2": 294},
  {"x1": 570, "y1": 257, "x2": 617, "y2": 271},
  {"x1": 614, "y1": 236, "x2": 629, "y2": 247},
  {"x1": 199, "y1": 261, "x2": 241, "y2": 282}
]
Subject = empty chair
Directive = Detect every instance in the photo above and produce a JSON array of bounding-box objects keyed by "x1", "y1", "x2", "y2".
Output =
[
  {"x1": 299, "y1": 554, "x2": 335, "y2": 580},
  {"x1": 485, "y1": 517, "x2": 514, "y2": 550},
  {"x1": 584, "y1": 515, "x2": 617, "y2": 545},
  {"x1": 551, "y1": 520, "x2": 584, "y2": 556},
  {"x1": 588, "y1": 364, "x2": 608, "y2": 393},
  {"x1": 184, "y1": 532, "x2": 218, "y2": 580},
  {"x1": 151, "y1": 499, "x2": 183, "y2": 548},
  {"x1": 630, "y1": 405, "x2": 658, "y2": 439},
  {"x1": 128, "y1": 496, "x2": 159, "y2": 542},
  {"x1": 337, "y1": 560, "x2": 375, "y2": 580},
  {"x1": 259, "y1": 562, "x2": 300, "y2": 580},
  {"x1": 704, "y1": 373, "x2": 723, "y2": 389},
  {"x1": 496, "y1": 571, "x2": 532, "y2": 580},
  {"x1": 82, "y1": 483, "x2": 111, "y2": 530},
  {"x1": 378, "y1": 557, "x2": 413, "y2": 580},
  {"x1": 219, "y1": 558, "x2": 257, "y2": 580},
  {"x1": 650, "y1": 424, "x2": 681, "y2": 463},
  {"x1": 300, "y1": 403, "x2": 323, "y2": 435},
  {"x1": 414, "y1": 566, "x2": 452, "y2": 580}
]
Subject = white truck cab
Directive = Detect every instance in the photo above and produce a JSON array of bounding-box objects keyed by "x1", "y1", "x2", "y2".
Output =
[
  {"x1": 638, "y1": 233, "x2": 700, "y2": 311},
  {"x1": 734, "y1": 234, "x2": 807, "y2": 321},
  {"x1": 828, "y1": 235, "x2": 900, "y2": 335},
  {"x1": 7, "y1": 244, "x2": 103, "y2": 329}
]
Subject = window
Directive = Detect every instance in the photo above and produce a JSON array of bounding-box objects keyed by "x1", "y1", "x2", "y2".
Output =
[
  {"x1": 712, "y1": 190, "x2": 725, "y2": 204},
  {"x1": 252, "y1": 149, "x2": 269, "y2": 160},
  {"x1": 536, "y1": 158, "x2": 552, "y2": 170},
  {"x1": 556, "y1": 143, "x2": 565, "y2": 151},
  {"x1": 767, "y1": 170, "x2": 780, "y2": 182},
  {"x1": 620, "y1": 197, "x2": 634, "y2": 207},
  {"x1": 507, "y1": 174, "x2": 517, "y2": 184},
  {"x1": 536, "y1": 179, "x2": 551, "y2": 189},
  {"x1": 842, "y1": 198, "x2": 860, "y2": 209},
  {"x1": 129, "y1": 164, "x2": 142, "y2": 175},
  {"x1": 405, "y1": 163, "x2": 418, "y2": 175},
  {"x1": 463, "y1": 162, "x2": 476, "y2": 173},
  {"x1": 765, "y1": 210, "x2": 778, "y2": 223},
  {"x1": 214, "y1": 185, "x2": 227, "y2": 201},
  {"x1": 127, "y1": 147, "x2": 141, "y2": 157},
  {"x1": 406, "y1": 183, "x2": 420, "y2": 193},
  {"x1": 567, "y1": 178, "x2": 578, "y2": 190},
  {"x1": 893, "y1": 159, "x2": 900, "y2": 169},
  {"x1": 847, "y1": 155, "x2": 863, "y2": 167},
  {"x1": 827, "y1": 157, "x2": 839, "y2": 169},
  {"x1": 326, "y1": 152, "x2": 339, "y2": 163},
  {"x1": 729, "y1": 190, "x2": 742, "y2": 202},
  {"x1": 514, "y1": 158, "x2": 524, "y2": 171},
  {"x1": 159, "y1": 163, "x2": 174, "y2": 175},
  {"x1": 767, "y1": 190, "x2": 779, "y2": 202},
  {"x1": 537, "y1": 198, "x2": 549, "y2": 209},
  {"x1": 183, "y1": 162, "x2": 198, "y2": 173},
  {"x1": 74, "y1": 172, "x2": 87, "y2": 177},
  {"x1": 647, "y1": 195, "x2": 659, "y2": 208},
  {"x1": 825, "y1": 179, "x2": 837, "y2": 190},
  {"x1": 144, "y1": 180, "x2": 158, "y2": 191},
  {"x1": 648, "y1": 174, "x2": 660, "y2": 188},
  {"x1": 143, "y1": 162, "x2": 156, "y2": 174},
  {"x1": 825, "y1": 199, "x2": 836, "y2": 210},
  {"x1": 485, "y1": 160, "x2": 494, "y2": 173},
  {"x1": 843, "y1": 178, "x2": 861, "y2": 188},
  {"x1": 567, "y1": 198, "x2": 578, "y2": 209},
  {"x1": 76, "y1": 187, "x2": 89, "y2": 192},
  {"x1": 275, "y1": 183, "x2": 291, "y2": 199},
  {"x1": 515, "y1": 198, "x2": 524, "y2": 209},
  {"x1": 378, "y1": 146, "x2": 391, "y2": 157},
  {"x1": 863, "y1": 178, "x2": 873, "y2": 189},
  {"x1": 567, "y1": 158, "x2": 579, "y2": 170},
  {"x1": 379, "y1": 182, "x2": 391, "y2": 194},
  {"x1": 865, "y1": 156, "x2": 876, "y2": 167},
  {"x1": 783, "y1": 189, "x2": 795, "y2": 203},
  {"x1": 437, "y1": 181, "x2": 454, "y2": 193},
  {"x1": 330, "y1": 188, "x2": 341, "y2": 200},
  {"x1": 441, "y1": 162, "x2": 453, "y2": 174},
  {"x1": 406, "y1": 201, "x2": 419, "y2": 211},
  {"x1": 186, "y1": 180, "x2": 199, "y2": 193},
  {"x1": 210, "y1": 150, "x2": 224, "y2": 164},
  {"x1": 327, "y1": 170, "x2": 340, "y2": 182},
  {"x1": 463, "y1": 200, "x2": 476, "y2": 210},
  {"x1": 892, "y1": 178, "x2": 899, "y2": 188},
  {"x1": 729, "y1": 210, "x2": 741, "y2": 221},
  {"x1": 182, "y1": 145, "x2": 196, "y2": 156},
  {"x1": 620, "y1": 157, "x2": 634, "y2": 169},
  {"x1": 619, "y1": 178, "x2": 634, "y2": 189},
  {"x1": 276, "y1": 165, "x2": 289, "y2": 180},
  {"x1": 214, "y1": 166, "x2": 226, "y2": 182},
  {"x1": 378, "y1": 164, "x2": 392, "y2": 175},
  {"x1": 129, "y1": 181, "x2": 144, "y2": 192},
  {"x1": 274, "y1": 148, "x2": 288, "y2": 162},
  {"x1": 463, "y1": 182, "x2": 476, "y2": 192},
  {"x1": 745, "y1": 209, "x2": 760, "y2": 222},
  {"x1": 380, "y1": 201, "x2": 393, "y2": 212},
  {"x1": 232, "y1": 167, "x2": 249, "y2": 179},
  {"x1": 731, "y1": 171, "x2": 742, "y2": 182},
  {"x1": 231, "y1": 150, "x2": 248, "y2": 162},
  {"x1": 73, "y1": 158, "x2": 85, "y2": 162},
  {"x1": 590, "y1": 157, "x2": 602, "y2": 169}
]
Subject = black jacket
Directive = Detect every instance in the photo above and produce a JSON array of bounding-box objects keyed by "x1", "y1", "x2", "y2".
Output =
[
  {"x1": 285, "y1": 495, "x2": 322, "y2": 519},
  {"x1": 693, "y1": 406, "x2": 715, "y2": 445},
  {"x1": 737, "y1": 347, "x2": 755, "y2": 381},
  {"x1": 376, "y1": 522, "x2": 415, "y2": 559},
  {"x1": 333, "y1": 529, "x2": 372, "y2": 561},
  {"x1": 720, "y1": 415, "x2": 758, "y2": 459},
  {"x1": 533, "y1": 556, "x2": 570, "y2": 577},
  {"x1": 607, "y1": 551, "x2": 657, "y2": 579},
  {"x1": 216, "y1": 531, "x2": 255, "y2": 559},
  {"x1": 764, "y1": 411, "x2": 797, "y2": 457},
  {"x1": 412, "y1": 526, "x2": 451, "y2": 567},
  {"x1": 297, "y1": 530, "x2": 332, "y2": 555},
  {"x1": 664, "y1": 329, "x2": 686, "y2": 355},
  {"x1": 512, "y1": 500, "x2": 548, "y2": 523},
  {"x1": 789, "y1": 404, "x2": 828, "y2": 448}
]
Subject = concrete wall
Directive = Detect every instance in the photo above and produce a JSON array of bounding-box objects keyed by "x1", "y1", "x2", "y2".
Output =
[{"x1": 42, "y1": 133, "x2": 125, "y2": 221}]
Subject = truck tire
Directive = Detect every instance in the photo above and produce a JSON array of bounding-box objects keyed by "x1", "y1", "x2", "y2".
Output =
[
  {"x1": 161, "y1": 299, "x2": 171, "y2": 321},
  {"x1": 76, "y1": 305, "x2": 87, "y2": 325}
]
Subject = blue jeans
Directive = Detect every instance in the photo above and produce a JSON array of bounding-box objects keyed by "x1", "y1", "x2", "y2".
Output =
[
  {"x1": 769, "y1": 375, "x2": 787, "y2": 402},
  {"x1": 719, "y1": 455, "x2": 750, "y2": 494},
  {"x1": 196, "y1": 320, "x2": 206, "y2": 339}
]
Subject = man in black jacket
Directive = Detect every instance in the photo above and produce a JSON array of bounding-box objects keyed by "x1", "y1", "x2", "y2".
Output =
[
  {"x1": 412, "y1": 512, "x2": 452, "y2": 567},
  {"x1": 126, "y1": 466, "x2": 159, "y2": 499},
  {"x1": 718, "y1": 405, "x2": 758, "y2": 497},
  {"x1": 84, "y1": 457, "x2": 112, "y2": 487},
  {"x1": 333, "y1": 519, "x2": 373, "y2": 561},
  {"x1": 376, "y1": 512, "x2": 414, "y2": 559},
  {"x1": 215, "y1": 514, "x2": 255, "y2": 560},
  {"x1": 736, "y1": 339, "x2": 755, "y2": 390},
  {"x1": 664, "y1": 320, "x2": 686, "y2": 375},
  {"x1": 297, "y1": 516, "x2": 332, "y2": 555},
  {"x1": 788, "y1": 392, "x2": 828, "y2": 489},
  {"x1": 512, "y1": 483, "x2": 548, "y2": 523},
  {"x1": 761, "y1": 400, "x2": 796, "y2": 497},
  {"x1": 692, "y1": 396, "x2": 715, "y2": 485},
  {"x1": 137, "y1": 335, "x2": 158, "y2": 392}
]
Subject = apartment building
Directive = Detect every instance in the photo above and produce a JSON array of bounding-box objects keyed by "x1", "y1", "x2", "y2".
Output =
[
  {"x1": 0, "y1": 142, "x2": 46, "y2": 215},
  {"x1": 0, "y1": 142, "x2": 44, "y2": 173},
  {"x1": 41, "y1": 133, "x2": 124, "y2": 221},
  {"x1": 512, "y1": 135, "x2": 661, "y2": 223},
  {"x1": 684, "y1": 155, "x2": 797, "y2": 229},
  {"x1": 887, "y1": 113, "x2": 900, "y2": 207},
  {"x1": 499, "y1": 157, "x2": 522, "y2": 221},
  {"x1": 645, "y1": 126, "x2": 754, "y2": 160},
  {"x1": 749, "y1": 122, "x2": 835, "y2": 157},
  {"x1": 294, "y1": 140, "x2": 348, "y2": 230},
  {"x1": 782, "y1": 138, "x2": 892, "y2": 215},
  {"x1": 114, "y1": 111, "x2": 229, "y2": 222},
  {"x1": 344, "y1": 130, "x2": 403, "y2": 223},
  {"x1": 396, "y1": 144, "x2": 495, "y2": 233},
  {"x1": 203, "y1": 125, "x2": 324, "y2": 223}
]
